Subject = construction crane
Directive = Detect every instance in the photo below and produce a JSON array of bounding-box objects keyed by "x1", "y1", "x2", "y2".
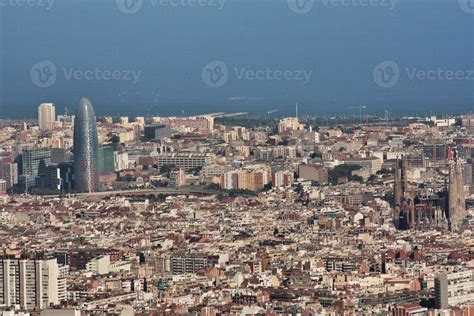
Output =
[{"x1": 346, "y1": 105, "x2": 367, "y2": 124}]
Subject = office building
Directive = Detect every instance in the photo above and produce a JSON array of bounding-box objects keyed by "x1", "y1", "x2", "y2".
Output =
[
  {"x1": 37, "y1": 165, "x2": 62, "y2": 192},
  {"x1": 21, "y1": 148, "x2": 51, "y2": 178},
  {"x1": 73, "y1": 98, "x2": 99, "y2": 193},
  {"x1": 98, "y1": 146, "x2": 115, "y2": 174},
  {"x1": 59, "y1": 162, "x2": 74, "y2": 192}
]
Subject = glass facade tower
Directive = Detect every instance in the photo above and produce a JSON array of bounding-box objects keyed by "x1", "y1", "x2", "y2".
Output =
[{"x1": 73, "y1": 98, "x2": 99, "y2": 192}]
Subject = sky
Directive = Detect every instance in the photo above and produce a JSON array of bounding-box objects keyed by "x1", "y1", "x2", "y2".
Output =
[{"x1": 0, "y1": 0, "x2": 473, "y2": 118}]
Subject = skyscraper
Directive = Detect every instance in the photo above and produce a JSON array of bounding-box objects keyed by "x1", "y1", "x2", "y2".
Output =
[
  {"x1": 21, "y1": 148, "x2": 51, "y2": 177},
  {"x1": 37, "y1": 103, "x2": 56, "y2": 130},
  {"x1": 73, "y1": 98, "x2": 99, "y2": 193}
]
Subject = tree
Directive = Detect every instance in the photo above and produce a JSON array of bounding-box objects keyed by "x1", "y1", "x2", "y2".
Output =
[
  {"x1": 328, "y1": 164, "x2": 362, "y2": 185},
  {"x1": 368, "y1": 174, "x2": 377, "y2": 183},
  {"x1": 110, "y1": 135, "x2": 120, "y2": 144},
  {"x1": 206, "y1": 183, "x2": 221, "y2": 191},
  {"x1": 189, "y1": 166, "x2": 203, "y2": 175},
  {"x1": 262, "y1": 183, "x2": 272, "y2": 191},
  {"x1": 159, "y1": 164, "x2": 176, "y2": 176}
]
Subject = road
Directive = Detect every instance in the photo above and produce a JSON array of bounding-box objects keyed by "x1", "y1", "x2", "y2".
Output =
[{"x1": 44, "y1": 186, "x2": 218, "y2": 199}]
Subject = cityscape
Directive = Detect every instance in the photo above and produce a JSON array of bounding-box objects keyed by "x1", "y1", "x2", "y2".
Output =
[
  {"x1": 0, "y1": 0, "x2": 473, "y2": 315},
  {"x1": 0, "y1": 99, "x2": 472, "y2": 315}
]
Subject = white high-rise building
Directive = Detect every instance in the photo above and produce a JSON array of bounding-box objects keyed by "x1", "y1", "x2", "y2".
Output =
[
  {"x1": 2, "y1": 162, "x2": 18, "y2": 189},
  {"x1": 38, "y1": 103, "x2": 56, "y2": 130},
  {"x1": 435, "y1": 269, "x2": 474, "y2": 309},
  {"x1": 0, "y1": 258, "x2": 68, "y2": 310}
]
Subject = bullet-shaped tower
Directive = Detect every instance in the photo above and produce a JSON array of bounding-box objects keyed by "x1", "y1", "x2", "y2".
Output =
[{"x1": 73, "y1": 98, "x2": 100, "y2": 193}]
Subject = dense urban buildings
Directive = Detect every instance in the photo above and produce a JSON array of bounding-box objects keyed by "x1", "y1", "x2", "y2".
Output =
[{"x1": 0, "y1": 108, "x2": 472, "y2": 315}]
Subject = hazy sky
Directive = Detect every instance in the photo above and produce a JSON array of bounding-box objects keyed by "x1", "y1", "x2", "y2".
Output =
[{"x1": 0, "y1": 0, "x2": 473, "y2": 117}]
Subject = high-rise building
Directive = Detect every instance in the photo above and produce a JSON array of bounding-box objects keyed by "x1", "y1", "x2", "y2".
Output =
[
  {"x1": 73, "y1": 98, "x2": 99, "y2": 193},
  {"x1": 37, "y1": 165, "x2": 62, "y2": 192},
  {"x1": 21, "y1": 148, "x2": 51, "y2": 177},
  {"x1": 0, "y1": 158, "x2": 18, "y2": 189},
  {"x1": 57, "y1": 162, "x2": 75, "y2": 193},
  {"x1": 435, "y1": 269, "x2": 473, "y2": 309},
  {"x1": 38, "y1": 103, "x2": 56, "y2": 130},
  {"x1": 0, "y1": 180, "x2": 6, "y2": 194},
  {"x1": 170, "y1": 168, "x2": 186, "y2": 187},
  {"x1": 0, "y1": 258, "x2": 68, "y2": 310},
  {"x1": 98, "y1": 146, "x2": 115, "y2": 174}
]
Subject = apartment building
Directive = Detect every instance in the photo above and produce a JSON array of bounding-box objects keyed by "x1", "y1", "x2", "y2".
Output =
[
  {"x1": 435, "y1": 269, "x2": 473, "y2": 309},
  {"x1": 37, "y1": 103, "x2": 56, "y2": 130},
  {"x1": 0, "y1": 258, "x2": 67, "y2": 310},
  {"x1": 299, "y1": 164, "x2": 328, "y2": 184},
  {"x1": 155, "y1": 153, "x2": 212, "y2": 171},
  {"x1": 170, "y1": 168, "x2": 186, "y2": 187},
  {"x1": 170, "y1": 253, "x2": 209, "y2": 275}
]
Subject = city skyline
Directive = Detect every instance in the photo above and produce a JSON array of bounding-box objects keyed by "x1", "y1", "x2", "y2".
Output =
[{"x1": 0, "y1": 0, "x2": 473, "y2": 118}]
